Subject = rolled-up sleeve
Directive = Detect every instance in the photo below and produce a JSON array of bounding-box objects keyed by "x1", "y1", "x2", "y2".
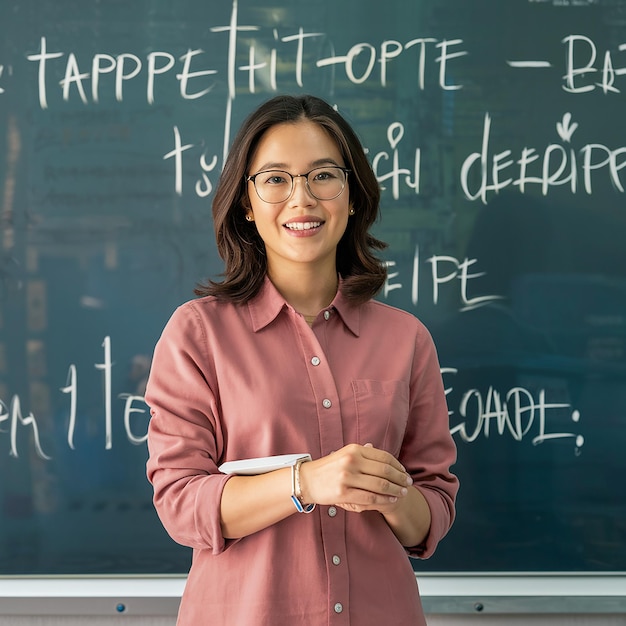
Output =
[
  {"x1": 402, "y1": 327, "x2": 459, "y2": 559},
  {"x1": 145, "y1": 303, "x2": 235, "y2": 554}
]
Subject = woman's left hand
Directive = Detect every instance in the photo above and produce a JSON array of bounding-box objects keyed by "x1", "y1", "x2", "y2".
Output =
[{"x1": 298, "y1": 442, "x2": 413, "y2": 514}]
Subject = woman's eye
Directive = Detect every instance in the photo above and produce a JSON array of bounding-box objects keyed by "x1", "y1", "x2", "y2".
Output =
[
  {"x1": 264, "y1": 174, "x2": 287, "y2": 185},
  {"x1": 313, "y1": 168, "x2": 338, "y2": 181}
]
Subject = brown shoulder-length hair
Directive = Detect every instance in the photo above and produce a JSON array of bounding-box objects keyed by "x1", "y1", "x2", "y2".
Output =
[{"x1": 196, "y1": 94, "x2": 388, "y2": 304}]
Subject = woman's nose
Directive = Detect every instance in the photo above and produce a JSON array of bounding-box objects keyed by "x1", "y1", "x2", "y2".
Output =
[{"x1": 288, "y1": 175, "x2": 316, "y2": 205}]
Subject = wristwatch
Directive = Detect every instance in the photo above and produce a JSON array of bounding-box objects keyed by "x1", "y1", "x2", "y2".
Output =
[{"x1": 290, "y1": 457, "x2": 316, "y2": 514}]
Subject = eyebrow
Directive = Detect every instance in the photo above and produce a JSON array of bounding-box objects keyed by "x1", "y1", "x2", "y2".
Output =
[{"x1": 253, "y1": 158, "x2": 343, "y2": 172}]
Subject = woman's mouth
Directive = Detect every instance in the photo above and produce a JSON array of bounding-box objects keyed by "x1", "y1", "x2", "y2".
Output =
[{"x1": 283, "y1": 221, "x2": 323, "y2": 231}]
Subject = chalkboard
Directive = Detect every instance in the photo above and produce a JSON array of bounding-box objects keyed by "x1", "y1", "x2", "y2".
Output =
[{"x1": 1, "y1": 0, "x2": 625, "y2": 576}]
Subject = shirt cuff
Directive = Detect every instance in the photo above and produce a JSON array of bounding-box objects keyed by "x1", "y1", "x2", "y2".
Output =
[{"x1": 405, "y1": 485, "x2": 453, "y2": 559}]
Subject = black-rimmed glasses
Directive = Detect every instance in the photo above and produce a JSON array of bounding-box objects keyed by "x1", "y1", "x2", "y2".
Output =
[{"x1": 246, "y1": 166, "x2": 350, "y2": 204}]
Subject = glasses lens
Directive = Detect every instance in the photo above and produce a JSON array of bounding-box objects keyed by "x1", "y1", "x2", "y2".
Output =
[
  {"x1": 306, "y1": 167, "x2": 347, "y2": 200},
  {"x1": 253, "y1": 170, "x2": 293, "y2": 203}
]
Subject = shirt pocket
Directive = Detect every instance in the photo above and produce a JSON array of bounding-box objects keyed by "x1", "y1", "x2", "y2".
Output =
[{"x1": 352, "y1": 379, "x2": 410, "y2": 457}]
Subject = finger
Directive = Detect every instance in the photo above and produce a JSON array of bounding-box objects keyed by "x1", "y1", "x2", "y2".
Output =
[
  {"x1": 347, "y1": 469, "x2": 409, "y2": 500},
  {"x1": 337, "y1": 480, "x2": 406, "y2": 509},
  {"x1": 358, "y1": 451, "x2": 412, "y2": 488},
  {"x1": 360, "y1": 444, "x2": 407, "y2": 474},
  {"x1": 336, "y1": 498, "x2": 400, "y2": 514}
]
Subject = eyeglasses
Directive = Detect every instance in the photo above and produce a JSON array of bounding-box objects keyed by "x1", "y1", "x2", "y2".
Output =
[{"x1": 246, "y1": 166, "x2": 350, "y2": 204}]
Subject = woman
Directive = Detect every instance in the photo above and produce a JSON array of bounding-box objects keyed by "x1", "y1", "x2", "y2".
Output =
[{"x1": 146, "y1": 94, "x2": 458, "y2": 625}]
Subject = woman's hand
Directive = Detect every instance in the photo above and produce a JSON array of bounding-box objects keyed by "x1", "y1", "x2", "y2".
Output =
[{"x1": 298, "y1": 443, "x2": 413, "y2": 514}]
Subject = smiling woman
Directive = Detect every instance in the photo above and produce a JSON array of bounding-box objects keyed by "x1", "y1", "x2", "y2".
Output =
[
  {"x1": 200, "y1": 94, "x2": 389, "y2": 305},
  {"x1": 145, "y1": 94, "x2": 459, "y2": 626},
  {"x1": 243, "y1": 119, "x2": 352, "y2": 302}
]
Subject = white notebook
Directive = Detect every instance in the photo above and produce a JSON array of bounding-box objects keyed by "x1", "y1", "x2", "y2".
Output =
[{"x1": 218, "y1": 453, "x2": 312, "y2": 475}]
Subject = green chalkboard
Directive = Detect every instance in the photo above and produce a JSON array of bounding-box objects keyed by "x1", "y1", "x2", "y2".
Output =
[{"x1": 1, "y1": 0, "x2": 625, "y2": 575}]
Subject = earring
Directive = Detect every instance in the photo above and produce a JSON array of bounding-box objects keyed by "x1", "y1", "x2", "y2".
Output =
[
  {"x1": 245, "y1": 214, "x2": 254, "y2": 222},
  {"x1": 349, "y1": 207, "x2": 355, "y2": 215}
]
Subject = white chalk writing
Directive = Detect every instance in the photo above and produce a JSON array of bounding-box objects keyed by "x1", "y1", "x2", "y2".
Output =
[
  {"x1": 508, "y1": 34, "x2": 626, "y2": 94},
  {"x1": 383, "y1": 245, "x2": 504, "y2": 311},
  {"x1": 1, "y1": 337, "x2": 149, "y2": 460},
  {"x1": 443, "y1": 368, "x2": 585, "y2": 454},
  {"x1": 461, "y1": 112, "x2": 626, "y2": 203}
]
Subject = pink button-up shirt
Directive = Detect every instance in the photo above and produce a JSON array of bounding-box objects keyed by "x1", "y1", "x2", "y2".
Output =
[{"x1": 146, "y1": 277, "x2": 458, "y2": 626}]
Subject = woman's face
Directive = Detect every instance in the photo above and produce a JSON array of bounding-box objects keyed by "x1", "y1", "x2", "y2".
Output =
[{"x1": 245, "y1": 120, "x2": 351, "y2": 277}]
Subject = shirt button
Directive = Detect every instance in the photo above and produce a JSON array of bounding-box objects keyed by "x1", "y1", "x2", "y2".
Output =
[
  {"x1": 328, "y1": 506, "x2": 337, "y2": 517},
  {"x1": 311, "y1": 356, "x2": 320, "y2": 366},
  {"x1": 323, "y1": 310, "x2": 330, "y2": 321},
  {"x1": 334, "y1": 603, "x2": 343, "y2": 614},
  {"x1": 332, "y1": 555, "x2": 341, "y2": 566},
  {"x1": 322, "y1": 398, "x2": 332, "y2": 409}
]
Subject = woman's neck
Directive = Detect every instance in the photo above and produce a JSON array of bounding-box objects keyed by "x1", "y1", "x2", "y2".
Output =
[{"x1": 268, "y1": 262, "x2": 338, "y2": 318}]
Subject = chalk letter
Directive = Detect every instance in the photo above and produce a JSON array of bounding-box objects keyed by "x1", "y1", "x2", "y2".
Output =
[
  {"x1": 91, "y1": 53, "x2": 116, "y2": 103},
  {"x1": 26, "y1": 36, "x2": 64, "y2": 109},
  {"x1": 177, "y1": 48, "x2": 216, "y2": 99},
  {"x1": 115, "y1": 53, "x2": 141, "y2": 101},
  {"x1": 94, "y1": 336, "x2": 113, "y2": 450},
  {"x1": 60, "y1": 364, "x2": 77, "y2": 450},
  {"x1": 60, "y1": 53, "x2": 90, "y2": 104},
  {"x1": 147, "y1": 52, "x2": 175, "y2": 104}
]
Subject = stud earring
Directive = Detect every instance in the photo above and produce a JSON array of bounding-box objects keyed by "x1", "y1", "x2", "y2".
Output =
[
  {"x1": 245, "y1": 214, "x2": 254, "y2": 222},
  {"x1": 349, "y1": 207, "x2": 355, "y2": 215}
]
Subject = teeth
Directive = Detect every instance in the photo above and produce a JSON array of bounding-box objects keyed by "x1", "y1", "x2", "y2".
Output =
[{"x1": 285, "y1": 221, "x2": 321, "y2": 230}]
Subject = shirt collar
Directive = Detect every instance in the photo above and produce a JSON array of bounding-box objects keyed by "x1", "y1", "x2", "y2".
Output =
[
  {"x1": 247, "y1": 276, "x2": 361, "y2": 337},
  {"x1": 331, "y1": 281, "x2": 360, "y2": 337}
]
